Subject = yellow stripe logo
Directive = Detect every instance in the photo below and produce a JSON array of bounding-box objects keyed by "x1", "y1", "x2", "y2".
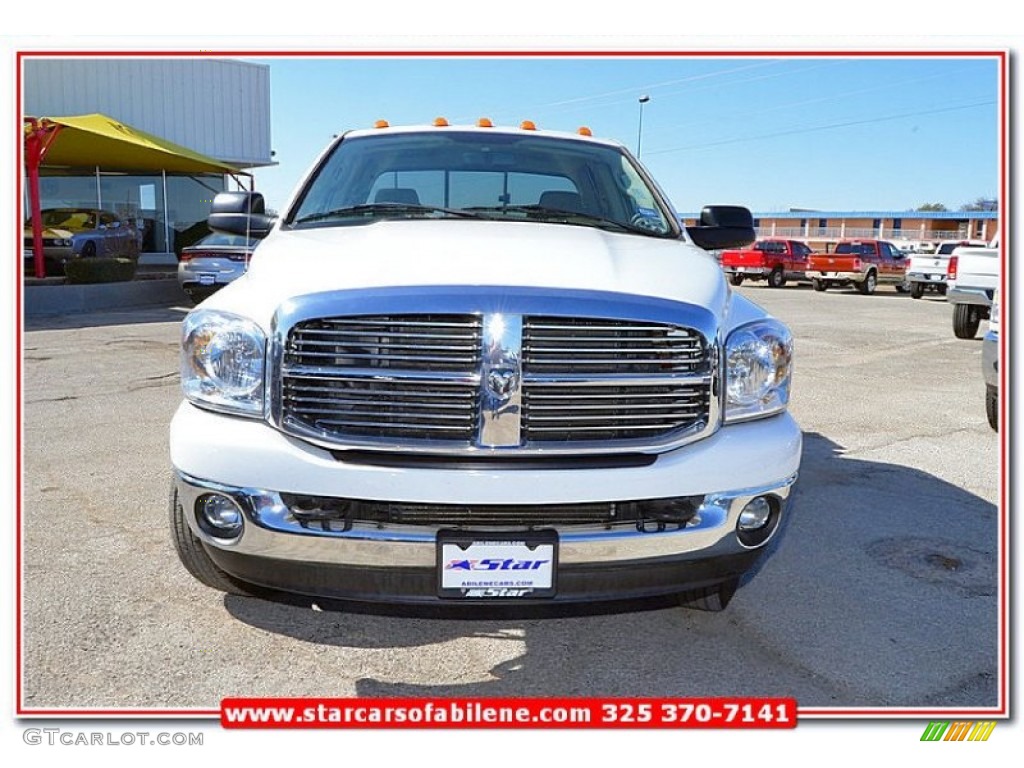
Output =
[{"x1": 921, "y1": 721, "x2": 996, "y2": 742}]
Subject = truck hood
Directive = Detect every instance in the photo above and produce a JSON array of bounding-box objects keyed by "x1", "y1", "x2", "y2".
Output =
[{"x1": 209, "y1": 219, "x2": 730, "y2": 329}]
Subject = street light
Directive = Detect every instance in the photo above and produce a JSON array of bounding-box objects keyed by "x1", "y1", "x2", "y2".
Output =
[{"x1": 637, "y1": 95, "x2": 650, "y2": 159}]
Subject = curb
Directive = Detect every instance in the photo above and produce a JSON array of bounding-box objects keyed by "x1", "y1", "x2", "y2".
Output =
[{"x1": 24, "y1": 278, "x2": 186, "y2": 316}]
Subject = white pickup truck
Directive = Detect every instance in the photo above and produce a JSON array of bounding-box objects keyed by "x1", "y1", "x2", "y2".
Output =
[
  {"x1": 946, "y1": 234, "x2": 1000, "y2": 339},
  {"x1": 168, "y1": 121, "x2": 801, "y2": 611},
  {"x1": 906, "y1": 239, "x2": 986, "y2": 299}
]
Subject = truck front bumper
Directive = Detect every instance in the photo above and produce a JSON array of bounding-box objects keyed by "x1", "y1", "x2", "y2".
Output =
[{"x1": 170, "y1": 404, "x2": 802, "y2": 604}]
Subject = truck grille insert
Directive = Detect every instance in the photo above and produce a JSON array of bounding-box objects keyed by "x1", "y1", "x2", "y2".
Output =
[
  {"x1": 280, "y1": 494, "x2": 704, "y2": 529},
  {"x1": 278, "y1": 311, "x2": 712, "y2": 452}
]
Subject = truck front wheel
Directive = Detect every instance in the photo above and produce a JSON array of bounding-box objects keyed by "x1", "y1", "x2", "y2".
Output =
[
  {"x1": 910, "y1": 282, "x2": 925, "y2": 299},
  {"x1": 986, "y1": 385, "x2": 998, "y2": 431},
  {"x1": 952, "y1": 303, "x2": 982, "y2": 339},
  {"x1": 729, "y1": 274, "x2": 744, "y2": 286},
  {"x1": 767, "y1": 267, "x2": 786, "y2": 288},
  {"x1": 812, "y1": 278, "x2": 828, "y2": 292},
  {"x1": 169, "y1": 484, "x2": 253, "y2": 595}
]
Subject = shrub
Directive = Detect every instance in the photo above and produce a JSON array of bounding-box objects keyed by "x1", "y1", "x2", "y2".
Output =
[{"x1": 64, "y1": 257, "x2": 138, "y2": 285}]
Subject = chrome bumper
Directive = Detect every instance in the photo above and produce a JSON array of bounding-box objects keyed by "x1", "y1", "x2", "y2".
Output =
[
  {"x1": 805, "y1": 270, "x2": 864, "y2": 282},
  {"x1": 947, "y1": 286, "x2": 993, "y2": 307},
  {"x1": 982, "y1": 330, "x2": 998, "y2": 388},
  {"x1": 174, "y1": 470, "x2": 798, "y2": 568}
]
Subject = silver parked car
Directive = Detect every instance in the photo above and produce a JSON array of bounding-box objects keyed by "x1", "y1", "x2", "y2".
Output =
[
  {"x1": 177, "y1": 232, "x2": 257, "y2": 304},
  {"x1": 982, "y1": 291, "x2": 999, "y2": 430},
  {"x1": 24, "y1": 208, "x2": 141, "y2": 275}
]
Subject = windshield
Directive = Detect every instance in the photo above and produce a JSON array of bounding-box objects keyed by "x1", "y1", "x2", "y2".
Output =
[{"x1": 288, "y1": 130, "x2": 676, "y2": 237}]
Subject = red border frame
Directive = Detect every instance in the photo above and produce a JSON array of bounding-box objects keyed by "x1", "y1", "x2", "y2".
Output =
[{"x1": 14, "y1": 48, "x2": 1010, "y2": 720}]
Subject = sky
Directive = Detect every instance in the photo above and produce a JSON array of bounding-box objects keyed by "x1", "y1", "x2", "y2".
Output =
[{"x1": 248, "y1": 54, "x2": 1001, "y2": 217}]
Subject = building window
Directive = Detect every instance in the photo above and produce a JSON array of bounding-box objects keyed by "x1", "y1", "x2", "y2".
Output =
[
  {"x1": 818, "y1": 218, "x2": 827, "y2": 229},
  {"x1": 872, "y1": 219, "x2": 881, "y2": 229},
  {"x1": 892, "y1": 218, "x2": 902, "y2": 231}
]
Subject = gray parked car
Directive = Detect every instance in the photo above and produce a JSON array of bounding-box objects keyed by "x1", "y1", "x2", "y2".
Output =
[
  {"x1": 24, "y1": 208, "x2": 141, "y2": 275},
  {"x1": 177, "y1": 232, "x2": 257, "y2": 303}
]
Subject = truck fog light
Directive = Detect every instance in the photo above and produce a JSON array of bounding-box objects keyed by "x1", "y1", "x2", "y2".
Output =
[
  {"x1": 738, "y1": 496, "x2": 772, "y2": 530},
  {"x1": 736, "y1": 495, "x2": 780, "y2": 548},
  {"x1": 196, "y1": 493, "x2": 244, "y2": 539}
]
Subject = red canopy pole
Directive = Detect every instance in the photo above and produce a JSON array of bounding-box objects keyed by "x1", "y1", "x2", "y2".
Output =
[{"x1": 24, "y1": 119, "x2": 61, "y2": 279}]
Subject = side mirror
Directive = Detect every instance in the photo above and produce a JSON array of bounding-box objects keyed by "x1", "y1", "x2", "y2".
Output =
[
  {"x1": 208, "y1": 191, "x2": 275, "y2": 239},
  {"x1": 686, "y1": 205, "x2": 755, "y2": 250}
]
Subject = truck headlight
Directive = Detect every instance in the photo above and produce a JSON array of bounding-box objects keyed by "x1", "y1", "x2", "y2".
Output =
[
  {"x1": 181, "y1": 310, "x2": 266, "y2": 417},
  {"x1": 724, "y1": 319, "x2": 793, "y2": 423}
]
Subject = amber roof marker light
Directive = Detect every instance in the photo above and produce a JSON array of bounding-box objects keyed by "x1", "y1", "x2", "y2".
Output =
[
  {"x1": 520, "y1": 120, "x2": 537, "y2": 131},
  {"x1": 373, "y1": 119, "x2": 389, "y2": 129},
  {"x1": 433, "y1": 117, "x2": 450, "y2": 127},
  {"x1": 477, "y1": 118, "x2": 494, "y2": 128}
]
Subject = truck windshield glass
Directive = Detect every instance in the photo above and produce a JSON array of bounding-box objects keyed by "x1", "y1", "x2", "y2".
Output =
[{"x1": 289, "y1": 131, "x2": 676, "y2": 237}]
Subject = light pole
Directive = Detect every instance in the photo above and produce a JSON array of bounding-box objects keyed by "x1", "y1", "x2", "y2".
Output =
[{"x1": 637, "y1": 95, "x2": 650, "y2": 159}]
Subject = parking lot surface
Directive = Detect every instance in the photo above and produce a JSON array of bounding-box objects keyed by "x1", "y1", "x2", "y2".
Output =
[{"x1": 21, "y1": 284, "x2": 1000, "y2": 710}]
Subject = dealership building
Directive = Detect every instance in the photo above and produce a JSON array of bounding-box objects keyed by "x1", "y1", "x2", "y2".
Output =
[{"x1": 23, "y1": 58, "x2": 273, "y2": 265}]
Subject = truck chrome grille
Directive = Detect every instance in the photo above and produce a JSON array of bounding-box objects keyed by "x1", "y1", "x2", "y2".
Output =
[
  {"x1": 276, "y1": 304, "x2": 715, "y2": 454},
  {"x1": 281, "y1": 314, "x2": 481, "y2": 442},
  {"x1": 286, "y1": 315, "x2": 482, "y2": 371},
  {"x1": 522, "y1": 382, "x2": 709, "y2": 442},
  {"x1": 282, "y1": 376, "x2": 479, "y2": 440},
  {"x1": 522, "y1": 317, "x2": 704, "y2": 374}
]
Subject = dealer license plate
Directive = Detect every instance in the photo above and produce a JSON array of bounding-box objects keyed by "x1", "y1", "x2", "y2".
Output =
[
  {"x1": 198, "y1": 273, "x2": 216, "y2": 285},
  {"x1": 437, "y1": 530, "x2": 557, "y2": 599}
]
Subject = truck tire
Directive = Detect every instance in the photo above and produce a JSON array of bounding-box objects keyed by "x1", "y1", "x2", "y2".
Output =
[
  {"x1": 169, "y1": 484, "x2": 253, "y2": 595},
  {"x1": 952, "y1": 303, "x2": 982, "y2": 339},
  {"x1": 678, "y1": 578, "x2": 739, "y2": 612},
  {"x1": 729, "y1": 274, "x2": 744, "y2": 286},
  {"x1": 767, "y1": 267, "x2": 786, "y2": 288},
  {"x1": 986, "y1": 385, "x2": 998, "y2": 431},
  {"x1": 910, "y1": 282, "x2": 925, "y2": 299},
  {"x1": 812, "y1": 278, "x2": 828, "y2": 292},
  {"x1": 857, "y1": 271, "x2": 877, "y2": 295}
]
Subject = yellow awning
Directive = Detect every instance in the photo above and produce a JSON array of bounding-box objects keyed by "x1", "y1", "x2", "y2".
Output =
[{"x1": 25, "y1": 113, "x2": 242, "y2": 175}]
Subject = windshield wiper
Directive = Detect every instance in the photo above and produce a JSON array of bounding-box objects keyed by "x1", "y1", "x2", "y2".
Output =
[
  {"x1": 293, "y1": 203, "x2": 480, "y2": 225},
  {"x1": 464, "y1": 205, "x2": 642, "y2": 234}
]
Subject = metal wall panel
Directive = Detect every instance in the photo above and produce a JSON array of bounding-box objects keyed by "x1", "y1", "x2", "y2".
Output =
[{"x1": 23, "y1": 58, "x2": 272, "y2": 168}]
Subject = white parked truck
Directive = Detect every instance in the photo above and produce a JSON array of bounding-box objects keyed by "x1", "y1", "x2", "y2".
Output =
[
  {"x1": 906, "y1": 239, "x2": 986, "y2": 299},
  {"x1": 169, "y1": 121, "x2": 801, "y2": 611},
  {"x1": 947, "y1": 234, "x2": 1000, "y2": 339}
]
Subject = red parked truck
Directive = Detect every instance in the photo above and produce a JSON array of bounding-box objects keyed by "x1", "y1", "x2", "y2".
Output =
[
  {"x1": 720, "y1": 238, "x2": 813, "y2": 288},
  {"x1": 805, "y1": 239, "x2": 909, "y2": 295}
]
